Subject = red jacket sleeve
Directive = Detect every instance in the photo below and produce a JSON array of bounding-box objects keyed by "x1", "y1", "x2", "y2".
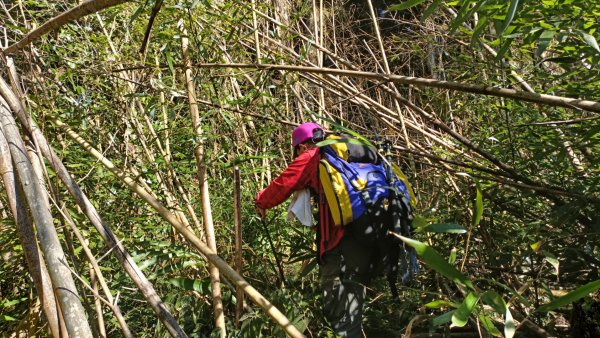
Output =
[{"x1": 255, "y1": 147, "x2": 320, "y2": 209}]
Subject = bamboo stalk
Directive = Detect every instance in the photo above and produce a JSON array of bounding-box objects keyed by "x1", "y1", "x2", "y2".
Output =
[
  {"x1": 161, "y1": 63, "x2": 600, "y2": 114},
  {"x1": 366, "y1": 0, "x2": 411, "y2": 149},
  {"x1": 0, "y1": 97, "x2": 93, "y2": 337},
  {"x1": 2, "y1": 0, "x2": 131, "y2": 54},
  {"x1": 178, "y1": 19, "x2": 226, "y2": 338},
  {"x1": 0, "y1": 126, "x2": 63, "y2": 338},
  {"x1": 0, "y1": 77, "x2": 188, "y2": 338},
  {"x1": 233, "y1": 167, "x2": 244, "y2": 326},
  {"x1": 52, "y1": 116, "x2": 306, "y2": 338},
  {"x1": 90, "y1": 264, "x2": 107, "y2": 338},
  {"x1": 59, "y1": 205, "x2": 133, "y2": 338}
]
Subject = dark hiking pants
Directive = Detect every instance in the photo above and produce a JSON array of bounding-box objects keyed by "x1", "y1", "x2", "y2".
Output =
[{"x1": 320, "y1": 235, "x2": 372, "y2": 338}]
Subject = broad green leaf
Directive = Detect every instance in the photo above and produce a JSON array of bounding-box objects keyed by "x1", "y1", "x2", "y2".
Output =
[
  {"x1": 542, "y1": 251, "x2": 559, "y2": 275},
  {"x1": 398, "y1": 236, "x2": 475, "y2": 290},
  {"x1": 481, "y1": 291, "x2": 506, "y2": 314},
  {"x1": 495, "y1": 37, "x2": 514, "y2": 60},
  {"x1": 479, "y1": 314, "x2": 502, "y2": 337},
  {"x1": 505, "y1": 308, "x2": 516, "y2": 338},
  {"x1": 499, "y1": 0, "x2": 520, "y2": 36},
  {"x1": 417, "y1": 223, "x2": 467, "y2": 234},
  {"x1": 580, "y1": 31, "x2": 600, "y2": 53},
  {"x1": 389, "y1": 0, "x2": 428, "y2": 11},
  {"x1": 432, "y1": 310, "x2": 455, "y2": 327},
  {"x1": 420, "y1": 0, "x2": 443, "y2": 22},
  {"x1": 1, "y1": 315, "x2": 17, "y2": 321},
  {"x1": 450, "y1": 0, "x2": 477, "y2": 33},
  {"x1": 168, "y1": 277, "x2": 210, "y2": 293},
  {"x1": 449, "y1": 247, "x2": 457, "y2": 264},
  {"x1": 412, "y1": 215, "x2": 428, "y2": 229},
  {"x1": 451, "y1": 293, "x2": 479, "y2": 327},
  {"x1": 536, "y1": 30, "x2": 556, "y2": 57},
  {"x1": 530, "y1": 241, "x2": 542, "y2": 252},
  {"x1": 472, "y1": 179, "x2": 483, "y2": 227},
  {"x1": 537, "y1": 279, "x2": 600, "y2": 312},
  {"x1": 424, "y1": 300, "x2": 459, "y2": 309},
  {"x1": 471, "y1": 16, "x2": 489, "y2": 46}
]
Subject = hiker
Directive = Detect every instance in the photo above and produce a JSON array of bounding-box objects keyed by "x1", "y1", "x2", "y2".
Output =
[{"x1": 255, "y1": 122, "x2": 376, "y2": 337}]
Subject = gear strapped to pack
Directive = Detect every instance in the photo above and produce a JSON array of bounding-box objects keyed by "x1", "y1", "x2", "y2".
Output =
[{"x1": 318, "y1": 134, "x2": 419, "y2": 298}]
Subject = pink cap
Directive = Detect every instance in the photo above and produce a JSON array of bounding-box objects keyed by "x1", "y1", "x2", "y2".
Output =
[{"x1": 292, "y1": 122, "x2": 323, "y2": 147}]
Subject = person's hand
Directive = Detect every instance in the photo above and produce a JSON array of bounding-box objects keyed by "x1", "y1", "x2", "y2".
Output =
[{"x1": 256, "y1": 206, "x2": 267, "y2": 220}]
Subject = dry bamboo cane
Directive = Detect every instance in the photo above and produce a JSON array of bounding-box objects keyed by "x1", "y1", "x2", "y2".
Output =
[
  {"x1": 52, "y1": 117, "x2": 306, "y2": 338},
  {"x1": 59, "y1": 205, "x2": 133, "y2": 338},
  {"x1": 0, "y1": 126, "x2": 64, "y2": 338},
  {"x1": 178, "y1": 19, "x2": 226, "y2": 338},
  {"x1": 2, "y1": 0, "x2": 131, "y2": 54},
  {"x1": 0, "y1": 98, "x2": 93, "y2": 337},
  {"x1": 0, "y1": 77, "x2": 188, "y2": 338},
  {"x1": 184, "y1": 63, "x2": 600, "y2": 113},
  {"x1": 366, "y1": 0, "x2": 411, "y2": 149},
  {"x1": 90, "y1": 264, "x2": 107, "y2": 338},
  {"x1": 233, "y1": 167, "x2": 244, "y2": 326}
]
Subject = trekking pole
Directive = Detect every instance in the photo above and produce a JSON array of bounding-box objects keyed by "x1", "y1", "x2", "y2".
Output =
[{"x1": 261, "y1": 215, "x2": 287, "y2": 287}]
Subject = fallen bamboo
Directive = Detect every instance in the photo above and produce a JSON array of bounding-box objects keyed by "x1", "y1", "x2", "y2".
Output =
[
  {"x1": 0, "y1": 97, "x2": 93, "y2": 337},
  {"x1": 52, "y1": 117, "x2": 306, "y2": 338},
  {"x1": 0, "y1": 77, "x2": 188, "y2": 338},
  {"x1": 155, "y1": 63, "x2": 600, "y2": 114}
]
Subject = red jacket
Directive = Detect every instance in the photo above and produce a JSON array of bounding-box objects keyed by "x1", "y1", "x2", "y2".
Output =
[{"x1": 255, "y1": 147, "x2": 344, "y2": 257}]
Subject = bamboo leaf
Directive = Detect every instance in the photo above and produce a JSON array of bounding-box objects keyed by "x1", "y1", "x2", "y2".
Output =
[
  {"x1": 425, "y1": 299, "x2": 459, "y2": 309},
  {"x1": 398, "y1": 236, "x2": 475, "y2": 290},
  {"x1": 481, "y1": 291, "x2": 506, "y2": 314},
  {"x1": 389, "y1": 0, "x2": 429, "y2": 11},
  {"x1": 167, "y1": 277, "x2": 210, "y2": 293},
  {"x1": 473, "y1": 179, "x2": 483, "y2": 227},
  {"x1": 432, "y1": 310, "x2": 455, "y2": 327},
  {"x1": 499, "y1": 0, "x2": 520, "y2": 36},
  {"x1": 536, "y1": 30, "x2": 556, "y2": 58},
  {"x1": 580, "y1": 31, "x2": 600, "y2": 53},
  {"x1": 420, "y1": 0, "x2": 443, "y2": 22},
  {"x1": 537, "y1": 279, "x2": 600, "y2": 312},
  {"x1": 505, "y1": 308, "x2": 516, "y2": 338},
  {"x1": 451, "y1": 293, "x2": 479, "y2": 327},
  {"x1": 417, "y1": 223, "x2": 467, "y2": 234}
]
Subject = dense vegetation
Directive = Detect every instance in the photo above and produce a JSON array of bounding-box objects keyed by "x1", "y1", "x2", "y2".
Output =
[{"x1": 0, "y1": 0, "x2": 598, "y2": 337}]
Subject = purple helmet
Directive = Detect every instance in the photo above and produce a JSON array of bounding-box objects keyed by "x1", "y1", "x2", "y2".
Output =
[{"x1": 292, "y1": 122, "x2": 323, "y2": 147}]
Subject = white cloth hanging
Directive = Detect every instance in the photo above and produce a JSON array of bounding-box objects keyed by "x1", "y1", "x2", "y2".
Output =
[{"x1": 286, "y1": 189, "x2": 313, "y2": 226}]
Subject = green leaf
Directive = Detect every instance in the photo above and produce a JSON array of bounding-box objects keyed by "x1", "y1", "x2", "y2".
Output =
[
  {"x1": 505, "y1": 308, "x2": 516, "y2": 338},
  {"x1": 580, "y1": 31, "x2": 600, "y2": 53},
  {"x1": 449, "y1": 247, "x2": 457, "y2": 264},
  {"x1": 479, "y1": 314, "x2": 503, "y2": 337},
  {"x1": 481, "y1": 291, "x2": 507, "y2": 314},
  {"x1": 167, "y1": 277, "x2": 210, "y2": 293},
  {"x1": 450, "y1": 0, "x2": 476, "y2": 33},
  {"x1": 537, "y1": 279, "x2": 600, "y2": 312},
  {"x1": 389, "y1": 0, "x2": 428, "y2": 11},
  {"x1": 420, "y1": 0, "x2": 443, "y2": 22},
  {"x1": 451, "y1": 293, "x2": 479, "y2": 327},
  {"x1": 424, "y1": 300, "x2": 459, "y2": 309},
  {"x1": 495, "y1": 37, "x2": 514, "y2": 60},
  {"x1": 432, "y1": 310, "x2": 455, "y2": 327},
  {"x1": 499, "y1": 0, "x2": 520, "y2": 36},
  {"x1": 417, "y1": 223, "x2": 467, "y2": 234},
  {"x1": 472, "y1": 179, "x2": 483, "y2": 227},
  {"x1": 471, "y1": 16, "x2": 489, "y2": 46},
  {"x1": 536, "y1": 30, "x2": 556, "y2": 58},
  {"x1": 398, "y1": 236, "x2": 475, "y2": 290}
]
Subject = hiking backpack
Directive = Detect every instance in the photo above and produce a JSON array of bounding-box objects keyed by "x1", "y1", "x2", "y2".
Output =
[{"x1": 318, "y1": 134, "x2": 419, "y2": 298}]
